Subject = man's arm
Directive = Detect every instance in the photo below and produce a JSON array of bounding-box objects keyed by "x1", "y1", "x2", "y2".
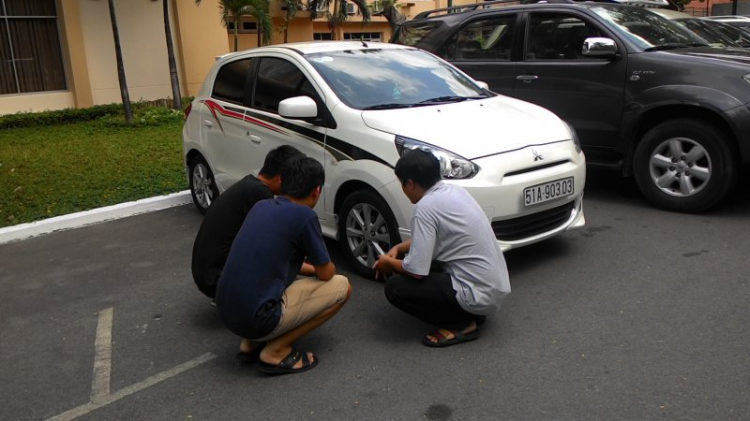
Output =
[
  {"x1": 374, "y1": 253, "x2": 423, "y2": 280},
  {"x1": 313, "y1": 261, "x2": 336, "y2": 281},
  {"x1": 386, "y1": 240, "x2": 412, "y2": 258}
]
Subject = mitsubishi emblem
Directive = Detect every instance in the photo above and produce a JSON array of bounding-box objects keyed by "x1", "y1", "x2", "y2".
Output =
[{"x1": 532, "y1": 149, "x2": 543, "y2": 162}]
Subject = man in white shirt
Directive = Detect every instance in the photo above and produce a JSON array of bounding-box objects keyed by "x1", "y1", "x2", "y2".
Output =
[{"x1": 374, "y1": 149, "x2": 511, "y2": 347}]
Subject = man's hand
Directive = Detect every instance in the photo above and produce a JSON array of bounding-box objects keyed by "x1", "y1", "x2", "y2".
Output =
[{"x1": 373, "y1": 254, "x2": 394, "y2": 281}]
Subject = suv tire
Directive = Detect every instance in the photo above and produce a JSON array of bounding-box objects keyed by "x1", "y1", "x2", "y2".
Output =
[
  {"x1": 633, "y1": 119, "x2": 737, "y2": 213},
  {"x1": 188, "y1": 155, "x2": 219, "y2": 215},
  {"x1": 338, "y1": 190, "x2": 401, "y2": 278}
]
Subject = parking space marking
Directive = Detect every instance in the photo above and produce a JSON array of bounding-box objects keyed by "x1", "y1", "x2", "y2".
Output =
[
  {"x1": 45, "y1": 308, "x2": 216, "y2": 421},
  {"x1": 91, "y1": 307, "x2": 113, "y2": 403}
]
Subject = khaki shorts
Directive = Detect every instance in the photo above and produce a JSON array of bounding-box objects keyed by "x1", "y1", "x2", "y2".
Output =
[{"x1": 253, "y1": 274, "x2": 349, "y2": 342}]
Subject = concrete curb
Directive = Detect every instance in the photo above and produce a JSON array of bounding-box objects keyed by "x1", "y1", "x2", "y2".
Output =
[{"x1": 0, "y1": 190, "x2": 193, "y2": 245}]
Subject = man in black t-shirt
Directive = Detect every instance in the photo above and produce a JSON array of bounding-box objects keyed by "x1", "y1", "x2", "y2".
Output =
[{"x1": 191, "y1": 145, "x2": 303, "y2": 302}]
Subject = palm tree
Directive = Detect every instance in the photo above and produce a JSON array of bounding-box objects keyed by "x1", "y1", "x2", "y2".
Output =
[
  {"x1": 378, "y1": 0, "x2": 405, "y2": 35},
  {"x1": 107, "y1": 0, "x2": 133, "y2": 122},
  {"x1": 162, "y1": 0, "x2": 182, "y2": 109},
  {"x1": 196, "y1": 0, "x2": 272, "y2": 51},
  {"x1": 309, "y1": 0, "x2": 371, "y2": 40},
  {"x1": 280, "y1": 0, "x2": 304, "y2": 43}
]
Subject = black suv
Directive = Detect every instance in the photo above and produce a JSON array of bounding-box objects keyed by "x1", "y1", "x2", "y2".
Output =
[{"x1": 393, "y1": 0, "x2": 750, "y2": 212}]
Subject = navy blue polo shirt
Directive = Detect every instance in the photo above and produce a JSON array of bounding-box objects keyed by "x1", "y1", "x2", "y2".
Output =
[{"x1": 215, "y1": 196, "x2": 330, "y2": 339}]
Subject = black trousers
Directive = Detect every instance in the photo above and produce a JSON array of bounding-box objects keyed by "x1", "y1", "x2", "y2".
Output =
[{"x1": 384, "y1": 271, "x2": 480, "y2": 331}]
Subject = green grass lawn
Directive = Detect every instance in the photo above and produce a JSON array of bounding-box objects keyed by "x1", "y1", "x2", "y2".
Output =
[{"x1": 0, "y1": 117, "x2": 186, "y2": 228}]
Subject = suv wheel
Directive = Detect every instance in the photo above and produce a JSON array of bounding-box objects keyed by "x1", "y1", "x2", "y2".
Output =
[
  {"x1": 633, "y1": 119, "x2": 737, "y2": 213},
  {"x1": 338, "y1": 190, "x2": 401, "y2": 278},
  {"x1": 188, "y1": 155, "x2": 219, "y2": 215}
]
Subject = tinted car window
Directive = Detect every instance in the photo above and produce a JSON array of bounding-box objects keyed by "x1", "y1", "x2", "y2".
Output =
[
  {"x1": 212, "y1": 58, "x2": 253, "y2": 104},
  {"x1": 442, "y1": 15, "x2": 517, "y2": 61},
  {"x1": 678, "y1": 18, "x2": 744, "y2": 48},
  {"x1": 393, "y1": 22, "x2": 441, "y2": 46},
  {"x1": 526, "y1": 13, "x2": 603, "y2": 60},
  {"x1": 253, "y1": 57, "x2": 317, "y2": 114}
]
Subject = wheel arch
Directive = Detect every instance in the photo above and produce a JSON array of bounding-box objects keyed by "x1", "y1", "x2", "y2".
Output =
[{"x1": 623, "y1": 104, "x2": 737, "y2": 177}]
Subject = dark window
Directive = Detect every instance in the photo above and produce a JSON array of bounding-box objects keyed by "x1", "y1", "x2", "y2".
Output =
[
  {"x1": 253, "y1": 57, "x2": 318, "y2": 115},
  {"x1": 343, "y1": 32, "x2": 382, "y2": 42},
  {"x1": 442, "y1": 15, "x2": 516, "y2": 61},
  {"x1": 0, "y1": 0, "x2": 67, "y2": 95},
  {"x1": 227, "y1": 20, "x2": 257, "y2": 32},
  {"x1": 526, "y1": 13, "x2": 602, "y2": 60},
  {"x1": 313, "y1": 32, "x2": 332, "y2": 41},
  {"x1": 212, "y1": 58, "x2": 253, "y2": 104},
  {"x1": 392, "y1": 22, "x2": 441, "y2": 46}
]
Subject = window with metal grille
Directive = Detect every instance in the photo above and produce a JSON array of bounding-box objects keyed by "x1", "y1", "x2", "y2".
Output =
[
  {"x1": 0, "y1": 0, "x2": 66, "y2": 95},
  {"x1": 343, "y1": 32, "x2": 382, "y2": 42}
]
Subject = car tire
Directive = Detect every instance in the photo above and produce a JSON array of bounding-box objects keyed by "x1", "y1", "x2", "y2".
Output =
[
  {"x1": 338, "y1": 190, "x2": 401, "y2": 278},
  {"x1": 633, "y1": 119, "x2": 737, "y2": 213},
  {"x1": 188, "y1": 155, "x2": 219, "y2": 215}
]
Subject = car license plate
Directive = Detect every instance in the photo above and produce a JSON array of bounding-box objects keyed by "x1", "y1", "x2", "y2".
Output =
[{"x1": 524, "y1": 177, "x2": 573, "y2": 206}]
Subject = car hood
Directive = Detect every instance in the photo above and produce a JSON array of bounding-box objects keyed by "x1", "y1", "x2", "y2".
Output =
[
  {"x1": 669, "y1": 46, "x2": 750, "y2": 64},
  {"x1": 360, "y1": 96, "x2": 569, "y2": 159}
]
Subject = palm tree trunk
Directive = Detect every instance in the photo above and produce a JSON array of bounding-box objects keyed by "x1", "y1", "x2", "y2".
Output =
[
  {"x1": 234, "y1": 18, "x2": 239, "y2": 51},
  {"x1": 107, "y1": 0, "x2": 133, "y2": 122},
  {"x1": 163, "y1": 0, "x2": 182, "y2": 110}
]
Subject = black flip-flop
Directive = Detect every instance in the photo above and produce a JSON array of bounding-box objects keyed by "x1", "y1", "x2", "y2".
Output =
[
  {"x1": 258, "y1": 348, "x2": 318, "y2": 375},
  {"x1": 421, "y1": 328, "x2": 479, "y2": 348},
  {"x1": 236, "y1": 342, "x2": 266, "y2": 364}
]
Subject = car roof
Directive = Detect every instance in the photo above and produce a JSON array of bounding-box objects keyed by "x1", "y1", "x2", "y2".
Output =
[
  {"x1": 704, "y1": 15, "x2": 750, "y2": 21},
  {"x1": 218, "y1": 41, "x2": 412, "y2": 60},
  {"x1": 650, "y1": 8, "x2": 693, "y2": 20}
]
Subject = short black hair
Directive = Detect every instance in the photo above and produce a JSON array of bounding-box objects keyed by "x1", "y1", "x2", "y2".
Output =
[
  {"x1": 259, "y1": 145, "x2": 304, "y2": 178},
  {"x1": 394, "y1": 149, "x2": 441, "y2": 190},
  {"x1": 280, "y1": 156, "x2": 325, "y2": 199}
]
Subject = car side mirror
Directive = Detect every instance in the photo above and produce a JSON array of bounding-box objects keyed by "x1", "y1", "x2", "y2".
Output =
[
  {"x1": 582, "y1": 37, "x2": 618, "y2": 58},
  {"x1": 475, "y1": 81, "x2": 490, "y2": 90},
  {"x1": 279, "y1": 96, "x2": 318, "y2": 119}
]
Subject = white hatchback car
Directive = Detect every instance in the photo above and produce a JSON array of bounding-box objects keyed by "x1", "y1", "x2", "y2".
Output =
[{"x1": 182, "y1": 41, "x2": 586, "y2": 275}]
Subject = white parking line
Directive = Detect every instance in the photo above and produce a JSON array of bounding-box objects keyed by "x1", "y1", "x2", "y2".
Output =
[{"x1": 45, "y1": 308, "x2": 216, "y2": 421}]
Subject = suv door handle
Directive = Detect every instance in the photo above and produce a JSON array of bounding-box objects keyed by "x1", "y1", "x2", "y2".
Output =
[
  {"x1": 516, "y1": 75, "x2": 539, "y2": 83},
  {"x1": 203, "y1": 120, "x2": 213, "y2": 127},
  {"x1": 249, "y1": 135, "x2": 261, "y2": 144}
]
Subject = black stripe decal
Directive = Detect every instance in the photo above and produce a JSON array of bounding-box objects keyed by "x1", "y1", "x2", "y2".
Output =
[{"x1": 244, "y1": 109, "x2": 394, "y2": 169}]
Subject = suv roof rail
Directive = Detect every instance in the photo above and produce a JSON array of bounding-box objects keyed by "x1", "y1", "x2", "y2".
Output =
[{"x1": 413, "y1": 0, "x2": 678, "y2": 19}]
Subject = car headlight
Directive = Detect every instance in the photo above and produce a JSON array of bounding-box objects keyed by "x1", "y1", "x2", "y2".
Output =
[
  {"x1": 563, "y1": 121, "x2": 582, "y2": 154},
  {"x1": 394, "y1": 135, "x2": 479, "y2": 179}
]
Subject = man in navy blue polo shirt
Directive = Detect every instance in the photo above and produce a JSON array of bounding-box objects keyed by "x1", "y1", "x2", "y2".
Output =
[{"x1": 216, "y1": 156, "x2": 351, "y2": 375}]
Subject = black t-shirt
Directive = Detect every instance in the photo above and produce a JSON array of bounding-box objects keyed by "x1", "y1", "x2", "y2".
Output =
[
  {"x1": 216, "y1": 197, "x2": 330, "y2": 339},
  {"x1": 190, "y1": 175, "x2": 272, "y2": 298}
]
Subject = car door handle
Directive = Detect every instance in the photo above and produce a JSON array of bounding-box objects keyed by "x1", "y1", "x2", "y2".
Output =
[
  {"x1": 516, "y1": 75, "x2": 539, "y2": 83},
  {"x1": 249, "y1": 135, "x2": 261, "y2": 144},
  {"x1": 203, "y1": 120, "x2": 213, "y2": 128}
]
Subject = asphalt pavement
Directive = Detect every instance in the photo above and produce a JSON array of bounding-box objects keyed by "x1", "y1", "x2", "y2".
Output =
[{"x1": 1, "y1": 169, "x2": 749, "y2": 421}]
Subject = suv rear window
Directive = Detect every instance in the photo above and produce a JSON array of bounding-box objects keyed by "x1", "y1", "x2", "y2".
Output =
[{"x1": 393, "y1": 22, "x2": 441, "y2": 46}]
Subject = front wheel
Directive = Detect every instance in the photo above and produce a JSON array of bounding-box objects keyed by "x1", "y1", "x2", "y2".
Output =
[
  {"x1": 188, "y1": 155, "x2": 219, "y2": 215},
  {"x1": 338, "y1": 190, "x2": 401, "y2": 278},
  {"x1": 633, "y1": 119, "x2": 738, "y2": 213}
]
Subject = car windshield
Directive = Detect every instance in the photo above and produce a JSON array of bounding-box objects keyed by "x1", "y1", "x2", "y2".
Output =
[
  {"x1": 589, "y1": 5, "x2": 707, "y2": 50},
  {"x1": 304, "y1": 48, "x2": 489, "y2": 110},
  {"x1": 677, "y1": 18, "x2": 747, "y2": 48}
]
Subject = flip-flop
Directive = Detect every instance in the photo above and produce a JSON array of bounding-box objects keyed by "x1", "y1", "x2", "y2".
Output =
[
  {"x1": 421, "y1": 328, "x2": 479, "y2": 348},
  {"x1": 235, "y1": 342, "x2": 266, "y2": 364},
  {"x1": 258, "y1": 348, "x2": 318, "y2": 375}
]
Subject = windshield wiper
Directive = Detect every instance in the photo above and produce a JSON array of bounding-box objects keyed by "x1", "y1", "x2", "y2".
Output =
[
  {"x1": 645, "y1": 42, "x2": 707, "y2": 51},
  {"x1": 362, "y1": 103, "x2": 415, "y2": 110},
  {"x1": 416, "y1": 95, "x2": 473, "y2": 104}
]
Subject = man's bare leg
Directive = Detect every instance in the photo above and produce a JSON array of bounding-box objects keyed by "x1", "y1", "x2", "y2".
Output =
[{"x1": 259, "y1": 283, "x2": 352, "y2": 369}]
